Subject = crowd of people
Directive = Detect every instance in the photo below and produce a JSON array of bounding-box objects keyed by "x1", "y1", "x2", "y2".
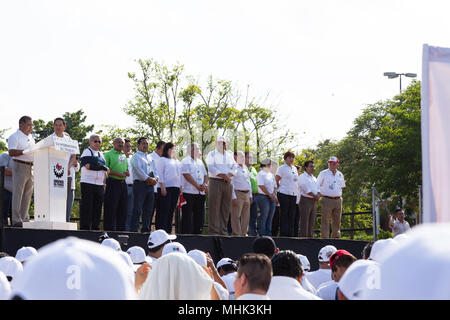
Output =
[{"x1": 0, "y1": 221, "x2": 448, "y2": 300}]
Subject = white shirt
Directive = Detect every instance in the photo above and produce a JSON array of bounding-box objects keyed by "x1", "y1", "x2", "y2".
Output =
[
  {"x1": 256, "y1": 170, "x2": 276, "y2": 195},
  {"x1": 7, "y1": 129, "x2": 35, "y2": 162},
  {"x1": 231, "y1": 164, "x2": 252, "y2": 200},
  {"x1": 205, "y1": 149, "x2": 236, "y2": 179},
  {"x1": 52, "y1": 132, "x2": 79, "y2": 190},
  {"x1": 0, "y1": 152, "x2": 13, "y2": 192},
  {"x1": 316, "y1": 280, "x2": 338, "y2": 300},
  {"x1": 301, "y1": 276, "x2": 317, "y2": 295},
  {"x1": 237, "y1": 293, "x2": 270, "y2": 300},
  {"x1": 304, "y1": 268, "x2": 332, "y2": 290},
  {"x1": 317, "y1": 169, "x2": 346, "y2": 197},
  {"x1": 213, "y1": 282, "x2": 230, "y2": 300},
  {"x1": 221, "y1": 272, "x2": 237, "y2": 299},
  {"x1": 299, "y1": 172, "x2": 320, "y2": 199},
  {"x1": 276, "y1": 164, "x2": 299, "y2": 196},
  {"x1": 125, "y1": 156, "x2": 134, "y2": 185},
  {"x1": 267, "y1": 276, "x2": 321, "y2": 300},
  {"x1": 150, "y1": 151, "x2": 161, "y2": 192},
  {"x1": 80, "y1": 148, "x2": 106, "y2": 186},
  {"x1": 393, "y1": 219, "x2": 410, "y2": 237},
  {"x1": 180, "y1": 156, "x2": 207, "y2": 195},
  {"x1": 158, "y1": 157, "x2": 181, "y2": 188}
]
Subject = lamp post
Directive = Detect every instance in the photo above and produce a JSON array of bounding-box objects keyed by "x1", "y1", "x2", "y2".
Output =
[{"x1": 383, "y1": 72, "x2": 417, "y2": 93}]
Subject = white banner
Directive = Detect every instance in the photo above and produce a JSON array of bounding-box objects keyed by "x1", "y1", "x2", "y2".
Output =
[{"x1": 421, "y1": 44, "x2": 450, "y2": 223}]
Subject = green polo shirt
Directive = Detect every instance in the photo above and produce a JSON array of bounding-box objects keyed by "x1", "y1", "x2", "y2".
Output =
[
  {"x1": 104, "y1": 149, "x2": 128, "y2": 180},
  {"x1": 248, "y1": 165, "x2": 258, "y2": 194}
]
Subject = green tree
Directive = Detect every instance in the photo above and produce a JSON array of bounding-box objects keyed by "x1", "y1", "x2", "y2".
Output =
[{"x1": 0, "y1": 128, "x2": 9, "y2": 152}]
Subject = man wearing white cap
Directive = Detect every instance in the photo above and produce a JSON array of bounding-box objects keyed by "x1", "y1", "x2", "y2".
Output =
[
  {"x1": 15, "y1": 246, "x2": 38, "y2": 265},
  {"x1": 205, "y1": 136, "x2": 237, "y2": 235},
  {"x1": 127, "y1": 246, "x2": 151, "y2": 271},
  {"x1": 0, "y1": 256, "x2": 23, "y2": 286},
  {"x1": 317, "y1": 157, "x2": 346, "y2": 238},
  {"x1": 147, "y1": 229, "x2": 176, "y2": 262},
  {"x1": 101, "y1": 238, "x2": 121, "y2": 251},
  {"x1": 0, "y1": 271, "x2": 11, "y2": 300},
  {"x1": 304, "y1": 245, "x2": 337, "y2": 289},
  {"x1": 297, "y1": 254, "x2": 317, "y2": 294},
  {"x1": 216, "y1": 258, "x2": 238, "y2": 299},
  {"x1": 337, "y1": 259, "x2": 380, "y2": 300}
]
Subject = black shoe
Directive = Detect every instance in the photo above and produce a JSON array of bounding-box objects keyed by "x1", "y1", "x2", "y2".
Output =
[{"x1": 12, "y1": 222, "x2": 23, "y2": 228}]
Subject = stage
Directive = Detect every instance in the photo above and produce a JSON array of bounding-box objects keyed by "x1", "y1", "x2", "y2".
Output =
[{"x1": 0, "y1": 227, "x2": 368, "y2": 270}]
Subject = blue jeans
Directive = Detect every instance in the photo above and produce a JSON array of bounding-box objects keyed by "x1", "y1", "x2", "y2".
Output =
[
  {"x1": 125, "y1": 185, "x2": 134, "y2": 231},
  {"x1": 255, "y1": 194, "x2": 276, "y2": 236},
  {"x1": 248, "y1": 194, "x2": 259, "y2": 236},
  {"x1": 130, "y1": 180, "x2": 155, "y2": 233}
]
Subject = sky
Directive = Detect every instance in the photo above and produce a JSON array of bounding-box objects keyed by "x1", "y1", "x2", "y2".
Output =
[{"x1": 1, "y1": 0, "x2": 450, "y2": 149}]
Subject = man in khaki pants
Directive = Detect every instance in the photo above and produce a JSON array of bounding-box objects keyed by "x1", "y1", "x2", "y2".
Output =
[
  {"x1": 317, "y1": 157, "x2": 346, "y2": 238},
  {"x1": 8, "y1": 116, "x2": 36, "y2": 227},
  {"x1": 231, "y1": 151, "x2": 252, "y2": 236}
]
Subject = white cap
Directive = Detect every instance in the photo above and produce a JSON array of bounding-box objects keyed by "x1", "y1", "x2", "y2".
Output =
[
  {"x1": 318, "y1": 245, "x2": 337, "y2": 263},
  {"x1": 365, "y1": 223, "x2": 450, "y2": 300},
  {"x1": 368, "y1": 238, "x2": 396, "y2": 262},
  {"x1": 216, "y1": 258, "x2": 235, "y2": 269},
  {"x1": 0, "y1": 271, "x2": 11, "y2": 300},
  {"x1": 127, "y1": 246, "x2": 149, "y2": 264},
  {"x1": 328, "y1": 156, "x2": 339, "y2": 163},
  {"x1": 187, "y1": 249, "x2": 207, "y2": 267},
  {"x1": 161, "y1": 242, "x2": 187, "y2": 256},
  {"x1": 338, "y1": 259, "x2": 380, "y2": 300},
  {"x1": 10, "y1": 237, "x2": 137, "y2": 300},
  {"x1": 297, "y1": 254, "x2": 311, "y2": 272},
  {"x1": 15, "y1": 246, "x2": 38, "y2": 263},
  {"x1": 147, "y1": 229, "x2": 176, "y2": 249},
  {"x1": 216, "y1": 136, "x2": 227, "y2": 143},
  {"x1": 0, "y1": 257, "x2": 23, "y2": 282},
  {"x1": 101, "y1": 238, "x2": 121, "y2": 251},
  {"x1": 118, "y1": 251, "x2": 134, "y2": 271}
]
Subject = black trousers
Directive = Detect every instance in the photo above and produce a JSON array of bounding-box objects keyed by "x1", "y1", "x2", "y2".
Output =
[
  {"x1": 103, "y1": 178, "x2": 128, "y2": 231},
  {"x1": 156, "y1": 187, "x2": 180, "y2": 234},
  {"x1": 272, "y1": 206, "x2": 280, "y2": 237},
  {"x1": 277, "y1": 192, "x2": 297, "y2": 237},
  {"x1": 181, "y1": 193, "x2": 206, "y2": 234},
  {"x1": 294, "y1": 204, "x2": 301, "y2": 237},
  {"x1": 80, "y1": 182, "x2": 104, "y2": 231}
]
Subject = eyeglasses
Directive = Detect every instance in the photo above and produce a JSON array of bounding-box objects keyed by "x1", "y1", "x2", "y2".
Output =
[{"x1": 94, "y1": 140, "x2": 102, "y2": 144}]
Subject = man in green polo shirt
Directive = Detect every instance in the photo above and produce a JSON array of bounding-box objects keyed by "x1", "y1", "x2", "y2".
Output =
[
  {"x1": 103, "y1": 137, "x2": 129, "y2": 231},
  {"x1": 246, "y1": 152, "x2": 260, "y2": 236}
]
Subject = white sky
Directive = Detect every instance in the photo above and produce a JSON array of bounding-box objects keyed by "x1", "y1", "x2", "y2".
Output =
[{"x1": 1, "y1": 0, "x2": 449, "y2": 149}]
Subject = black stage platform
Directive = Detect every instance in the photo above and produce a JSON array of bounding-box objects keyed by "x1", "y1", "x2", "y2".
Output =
[{"x1": 0, "y1": 228, "x2": 368, "y2": 271}]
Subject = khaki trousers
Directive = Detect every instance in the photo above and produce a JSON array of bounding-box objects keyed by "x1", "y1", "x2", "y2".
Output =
[
  {"x1": 299, "y1": 196, "x2": 317, "y2": 238},
  {"x1": 12, "y1": 161, "x2": 34, "y2": 225},
  {"x1": 208, "y1": 178, "x2": 233, "y2": 235},
  {"x1": 231, "y1": 190, "x2": 250, "y2": 236},
  {"x1": 320, "y1": 196, "x2": 342, "y2": 238}
]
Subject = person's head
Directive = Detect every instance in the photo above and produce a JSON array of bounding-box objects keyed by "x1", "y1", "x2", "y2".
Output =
[
  {"x1": 295, "y1": 165, "x2": 301, "y2": 175},
  {"x1": 234, "y1": 253, "x2": 272, "y2": 298},
  {"x1": 19, "y1": 116, "x2": 33, "y2": 135},
  {"x1": 123, "y1": 139, "x2": 132, "y2": 156},
  {"x1": 318, "y1": 245, "x2": 337, "y2": 269},
  {"x1": 162, "y1": 142, "x2": 176, "y2": 159},
  {"x1": 112, "y1": 138, "x2": 125, "y2": 153},
  {"x1": 283, "y1": 151, "x2": 295, "y2": 166},
  {"x1": 216, "y1": 258, "x2": 238, "y2": 276},
  {"x1": 245, "y1": 151, "x2": 254, "y2": 167},
  {"x1": 147, "y1": 229, "x2": 177, "y2": 258},
  {"x1": 260, "y1": 158, "x2": 272, "y2": 172},
  {"x1": 137, "y1": 137, "x2": 149, "y2": 153},
  {"x1": 304, "y1": 160, "x2": 315, "y2": 175},
  {"x1": 395, "y1": 208, "x2": 405, "y2": 222},
  {"x1": 53, "y1": 117, "x2": 66, "y2": 137},
  {"x1": 271, "y1": 250, "x2": 304, "y2": 284},
  {"x1": 215, "y1": 136, "x2": 227, "y2": 153},
  {"x1": 161, "y1": 242, "x2": 187, "y2": 256},
  {"x1": 235, "y1": 151, "x2": 245, "y2": 166},
  {"x1": 337, "y1": 259, "x2": 380, "y2": 300},
  {"x1": 362, "y1": 241, "x2": 374, "y2": 260},
  {"x1": 155, "y1": 141, "x2": 166, "y2": 156},
  {"x1": 0, "y1": 256, "x2": 23, "y2": 283},
  {"x1": 328, "y1": 156, "x2": 339, "y2": 172},
  {"x1": 187, "y1": 143, "x2": 201, "y2": 159},
  {"x1": 89, "y1": 134, "x2": 102, "y2": 151},
  {"x1": 0, "y1": 252, "x2": 9, "y2": 259},
  {"x1": 252, "y1": 236, "x2": 279, "y2": 259},
  {"x1": 15, "y1": 246, "x2": 38, "y2": 265},
  {"x1": 329, "y1": 250, "x2": 357, "y2": 282}
]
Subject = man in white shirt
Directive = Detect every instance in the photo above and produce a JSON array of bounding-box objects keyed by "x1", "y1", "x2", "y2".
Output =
[
  {"x1": 267, "y1": 250, "x2": 321, "y2": 300},
  {"x1": 0, "y1": 152, "x2": 14, "y2": 226},
  {"x1": 8, "y1": 116, "x2": 35, "y2": 227},
  {"x1": 216, "y1": 258, "x2": 238, "y2": 300},
  {"x1": 298, "y1": 160, "x2": 320, "y2": 238},
  {"x1": 305, "y1": 245, "x2": 337, "y2": 290},
  {"x1": 230, "y1": 151, "x2": 252, "y2": 236},
  {"x1": 389, "y1": 208, "x2": 411, "y2": 237},
  {"x1": 150, "y1": 141, "x2": 165, "y2": 231},
  {"x1": 234, "y1": 253, "x2": 272, "y2": 300},
  {"x1": 180, "y1": 143, "x2": 208, "y2": 234},
  {"x1": 205, "y1": 136, "x2": 236, "y2": 235},
  {"x1": 317, "y1": 156, "x2": 346, "y2": 238}
]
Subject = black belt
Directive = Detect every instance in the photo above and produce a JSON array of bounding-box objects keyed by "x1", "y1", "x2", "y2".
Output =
[
  {"x1": 323, "y1": 196, "x2": 341, "y2": 200},
  {"x1": 14, "y1": 159, "x2": 33, "y2": 166},
  {"x1": 235, "y1": 190, "x2": 249, "y2": 193}
]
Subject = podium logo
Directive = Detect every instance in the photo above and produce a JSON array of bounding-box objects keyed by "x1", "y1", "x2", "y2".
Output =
[{"x1": 53, "y1": 163, "x2": 65, "y2": 178}]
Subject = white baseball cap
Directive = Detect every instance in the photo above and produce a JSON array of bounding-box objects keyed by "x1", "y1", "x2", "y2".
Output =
[
  {"x1": 297, "y1": 254, "x2": 311, "y2": 272},
  {"x1": 101, "y1": 238, "x2": 121, "y2": 251},
  {"x1": 147, "y1": 229, "x2": 176, "y2": 249},
  {"x1": 216, "y1": 258, "x2": 235, "y2": 270},
  {"x1": 365, "y1": 223, "x2": 450, "y2": 300},
  {"x1": 0, "y1": 257, "x2": 23, "y2": 282},
  {"x1": 162, "y1": 242, "x2": 187, "y2": 256},
  {"x1": 15, "y1": 246, "x2": 38, "y2": 263},
  {"x1": 368, "y1": 238, "x2": 396, "y2": 262},
  {"x1": 118, "y1": 251, "x2": 134, "y2": 271},
  {"x1": 338, "y1": 259, "x2": 380, "y2": 300},
  {"x1": 10, "y1": 237, "x2": 137, "y2": 300},
  {"x1": 187, "y1": 249, "x2": 207, "y2": 267},
  {"x1": 328, "y1": 156, "x2": 339, "y2": 163},
  {"x1": 318, "y1": 245, "x2": 337, "y2": 263},
  {"x1": 127, "y1": 246, "x2": 149, "y2": 264},
  {"x1": 0, "y1": 271, "x2": 11, "y2": 300}
]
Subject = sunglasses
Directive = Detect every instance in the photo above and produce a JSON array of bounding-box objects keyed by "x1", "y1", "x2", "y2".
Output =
[{"x1": 94, "y1": 140, "x2": 102, "y2": 144}]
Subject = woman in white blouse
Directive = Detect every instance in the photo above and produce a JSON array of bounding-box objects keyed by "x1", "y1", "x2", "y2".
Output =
[
  {"x1": 255, "y1": 159, "x2": 277, "y2": 236},
  {"x1": 156, "y1": 142, "x2": 181, "y2": 234}
]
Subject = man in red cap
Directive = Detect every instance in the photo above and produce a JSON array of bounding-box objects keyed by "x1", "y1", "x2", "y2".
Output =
[{"x1": 317, "y1": 156, "x2": 346, "y2": 238}]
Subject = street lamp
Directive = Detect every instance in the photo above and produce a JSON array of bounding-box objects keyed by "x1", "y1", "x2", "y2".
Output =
[{"x1": 383, "y1": 72, "x2": 417, "y2": 93}]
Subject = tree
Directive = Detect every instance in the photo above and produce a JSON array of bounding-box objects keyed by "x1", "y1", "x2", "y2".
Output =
[{"x1": 0, "y1": 128, "x2": 8, "y2": 152}]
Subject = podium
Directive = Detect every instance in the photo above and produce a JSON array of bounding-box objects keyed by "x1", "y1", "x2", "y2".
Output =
[{"x1": 23, "y1": 135, "x2": 79, "y2": 230}]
